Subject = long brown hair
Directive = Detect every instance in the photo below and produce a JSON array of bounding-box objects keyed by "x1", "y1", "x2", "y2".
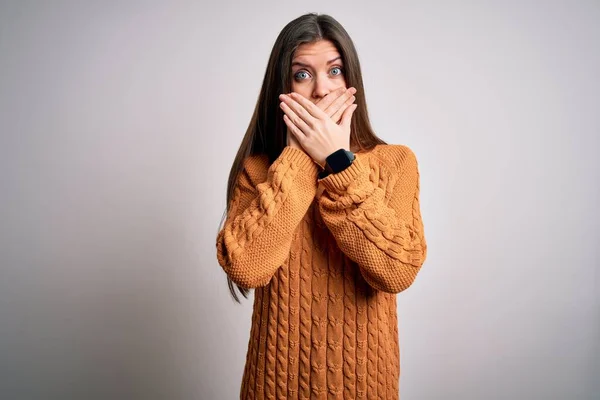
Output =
[{"x1": 218, "y1": 12, "x2": 387, "y2": 302}]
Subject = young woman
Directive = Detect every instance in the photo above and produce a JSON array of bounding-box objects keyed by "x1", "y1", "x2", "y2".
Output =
[{"x1": 216, "y1": 12, "x2": 427, "y2": 400}]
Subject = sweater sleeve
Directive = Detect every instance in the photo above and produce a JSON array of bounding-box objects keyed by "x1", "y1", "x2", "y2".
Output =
[
  {"x1": 316, "y1": 145, "x2": 427, "y2": 294},
  {"x1": 216, "y1": 146, "x2": 319, "y2": 288}
]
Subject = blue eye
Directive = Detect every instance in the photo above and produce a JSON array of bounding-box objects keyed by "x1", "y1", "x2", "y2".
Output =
[{"x1": 294, "y1": 71, "x2": 309, "y2": 80}]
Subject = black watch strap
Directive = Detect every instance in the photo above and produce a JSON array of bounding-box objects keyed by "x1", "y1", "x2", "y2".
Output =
[{"x1": 318, "y1": 169, "x2": 331, "y2": 179}]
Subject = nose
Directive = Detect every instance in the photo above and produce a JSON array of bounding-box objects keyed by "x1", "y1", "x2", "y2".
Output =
[{"x1": 311, "y1": 75, "x2": 336, "y2": 102}]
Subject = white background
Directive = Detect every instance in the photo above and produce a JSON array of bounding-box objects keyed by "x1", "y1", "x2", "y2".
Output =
[{"x1": 1, "y1": 1, "x2": 598, "y2": 399}]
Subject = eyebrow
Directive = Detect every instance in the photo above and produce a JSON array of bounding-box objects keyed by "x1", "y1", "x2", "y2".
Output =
[{"x1": 291, "y1": 56, "x2": 342, "y2": 69}]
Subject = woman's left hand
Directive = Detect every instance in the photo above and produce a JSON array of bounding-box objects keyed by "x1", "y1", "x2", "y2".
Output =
[{"x1": 280, "y1": 92, "x2": 357, "y2": 167}]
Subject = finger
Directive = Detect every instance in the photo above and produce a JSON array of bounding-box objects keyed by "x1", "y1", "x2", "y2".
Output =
[
  {"x1": 315, "y1": 87, "x2": 344, "y2": 107},
  {"x1": 325, "y1": 87, "x2": 356, "y2": 117},
  {"x1": 283, "y1": 114, "x2": 306, "y2": 144},
  {"x1": 280, "y1": 94, "x2": 318, "y2": 129},
  {"x1": 331, "y1": 94, "x2": 356, "y2": 123},
  {"x1": 280, "y1": 101, "x2": 310, "y2": 138},
  {"x1": 340, "y1": 104, "x2": 358, "y2": 129},
  {"x1": 315, "y1": 86, "x2": 346, "y2": 111},
  {"x1": 289, "y1": 92, "x2": 327, "y2": 120}
]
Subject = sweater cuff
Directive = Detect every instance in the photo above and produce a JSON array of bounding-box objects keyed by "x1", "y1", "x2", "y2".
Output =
[
  {"x1": 280, "y1": 145, "x2": 320, "y2": 175},
  {"x1": 317, "y1": 154, "x2": 367, "y2": 193}
]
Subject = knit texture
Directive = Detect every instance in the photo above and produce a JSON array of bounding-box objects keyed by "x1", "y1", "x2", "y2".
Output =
[{"x1": 216, "y1": 144, "x2": 427, "y2": 399}]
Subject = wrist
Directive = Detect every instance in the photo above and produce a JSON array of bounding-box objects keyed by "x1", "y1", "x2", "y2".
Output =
[{"x1": 325, "y1": 148, "x2": 355, "y2": 173}]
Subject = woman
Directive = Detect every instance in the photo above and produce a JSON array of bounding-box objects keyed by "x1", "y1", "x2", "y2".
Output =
[{"x1": 216, "y1": 12, "x2": 427, "y2": 400}]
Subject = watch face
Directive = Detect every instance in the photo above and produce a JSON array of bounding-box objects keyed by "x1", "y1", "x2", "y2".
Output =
[{"x1": 326, "y1": 149, "x2": 355, "y2": 173}]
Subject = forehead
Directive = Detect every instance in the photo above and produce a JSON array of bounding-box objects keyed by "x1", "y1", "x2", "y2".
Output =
[{"x1": 292, "y1": 40, "x2": 341, "y2": 63}]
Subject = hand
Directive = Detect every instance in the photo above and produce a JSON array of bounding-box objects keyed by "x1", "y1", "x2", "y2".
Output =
[
  {"x1": 286, "y1": 126, "x2": 302, "y2": 150},
  {"x1": 279, "y1": 91, "x2": 358, "y2": 167},
  {"x1": 285, "y1": 87, "x2": 355, "y2": 151},
  {"x1": 315, "y1": 87, "x2": 357, "y2": 124}
]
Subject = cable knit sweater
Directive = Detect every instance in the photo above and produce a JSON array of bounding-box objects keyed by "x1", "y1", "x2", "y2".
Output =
[{"x1": 216, "y1": 144, "x2": 427, "y2": 399}]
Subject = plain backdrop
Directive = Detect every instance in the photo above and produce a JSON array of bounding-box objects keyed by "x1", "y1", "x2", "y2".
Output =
[{"x1": 1, "y1": 1, "x2": 598, "y2": 399}]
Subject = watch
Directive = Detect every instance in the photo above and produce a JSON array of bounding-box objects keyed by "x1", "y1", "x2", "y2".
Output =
[{"x1": 318, "y1": 148, "x2": 356, "y2": 179}]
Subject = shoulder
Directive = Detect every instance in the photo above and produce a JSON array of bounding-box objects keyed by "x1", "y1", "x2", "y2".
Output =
[{"x1": 369, "y1": 143, "x2": 419, "y2": 173}]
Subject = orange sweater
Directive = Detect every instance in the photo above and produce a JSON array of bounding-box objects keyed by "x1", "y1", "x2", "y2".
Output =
[{"x1": 216, "y1": 144, "x2": 427, "y2": 399}]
